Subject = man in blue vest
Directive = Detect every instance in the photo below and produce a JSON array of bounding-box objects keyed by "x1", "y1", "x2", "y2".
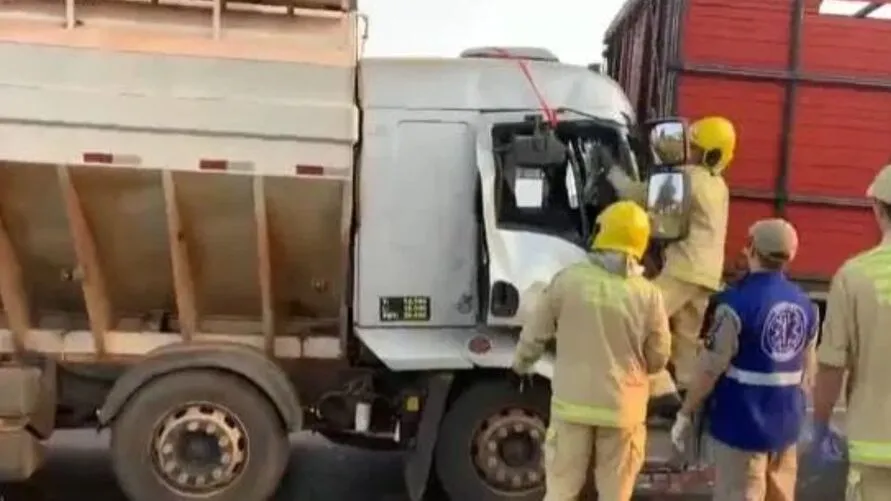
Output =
[{"x1": 670, "y1": 218, "x2": 819, "y2": 500}]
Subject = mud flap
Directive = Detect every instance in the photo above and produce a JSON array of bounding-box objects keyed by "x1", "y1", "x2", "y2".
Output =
[
  {"x1": 0, "y1": 426, "x2": 44, "y2": 482},
  {"x1": 0, "y1": 358, "x2": 57, "y2": 482},
  {"x1": 0, "y1": 359, "x2": 57, "y2": 439},
  {"x1": 404, "y1": 372, "x2": 454, "y2": 501}
]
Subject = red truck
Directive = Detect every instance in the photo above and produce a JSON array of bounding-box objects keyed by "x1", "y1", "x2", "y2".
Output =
[
  {"x1": 603, "y1": 1, "x2": 879, "y2": 496},
  {"x1": 605, "y1": 0, "x2": 891, "y2": 303}
]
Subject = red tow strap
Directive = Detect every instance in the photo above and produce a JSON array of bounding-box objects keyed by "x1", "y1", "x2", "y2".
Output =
[{"x1": 491, "y1": 48, "x2": 559, "y2": 127}]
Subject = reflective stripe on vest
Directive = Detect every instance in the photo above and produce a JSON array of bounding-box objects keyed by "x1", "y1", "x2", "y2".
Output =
[
  {"x1": 849, "y1": 440, "x2": 891, "y2": 466},
  {"x1": 551, "y1": 398, "x2": 619, "y2": 427},
  {"x1": 725, "y1": 366, "x2": 803, "y2": 387}
]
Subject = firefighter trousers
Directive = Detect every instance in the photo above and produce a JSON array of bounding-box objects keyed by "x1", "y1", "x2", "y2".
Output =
[
  {"x1": 648, "y1": 274, "x2": 711, "y2": 398},
  {"x1": 711, "y1": 438, "x2": 797, "y2": 501},
  {"x1": 846, "y1": 464, "x2": 891, "y2": 501},
  {"x1": 543, "y1": 418, "x2": 646, "y2": 501}
]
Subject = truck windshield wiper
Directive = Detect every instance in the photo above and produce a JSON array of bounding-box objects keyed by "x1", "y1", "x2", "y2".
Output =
[{"x1": 552, "y1": 107, "x2": 624, "y2": 129}]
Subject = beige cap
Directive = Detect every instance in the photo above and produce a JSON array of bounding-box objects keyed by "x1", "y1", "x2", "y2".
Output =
[
  {"x1": 749, "y1": 218, "x2": 799, "y2": 261},
  {"x1": 867, "y1": 164, "x2": 891, "y2": 203}
]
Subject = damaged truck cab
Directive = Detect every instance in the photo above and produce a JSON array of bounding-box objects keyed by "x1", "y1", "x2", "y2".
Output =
[{"x1": 354, "y1": 55, "x2": 694, "y2": 501}]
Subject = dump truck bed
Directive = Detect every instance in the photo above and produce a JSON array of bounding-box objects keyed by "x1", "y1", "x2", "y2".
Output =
[
  {"x1": 0, "y1": 0, "x2": 359, "y2": 361},
  {"x1": 605, "y1": 0, "x2": 891, "y2": 292}
]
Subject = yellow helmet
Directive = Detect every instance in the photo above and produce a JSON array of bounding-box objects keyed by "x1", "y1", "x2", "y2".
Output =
[
  {"x1": 592, "y1": 201, "x2": 651, "y2": 260},
  {"x1": 690, "y1": 116, "x2": 736, "y2": 173}
]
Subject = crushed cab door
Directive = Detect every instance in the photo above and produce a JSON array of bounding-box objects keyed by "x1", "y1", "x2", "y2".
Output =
[{"x1": 475, "y1": 118, "x2": 588, "y2": 327}]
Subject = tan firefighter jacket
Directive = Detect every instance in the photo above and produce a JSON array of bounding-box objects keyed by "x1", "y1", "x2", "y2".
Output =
[
  {"x1": 512, "y1": 252, "x2": 672, "y2": 428},
  {"x1": 610, "y1": 164, "x2": 729, "y2": 291}
]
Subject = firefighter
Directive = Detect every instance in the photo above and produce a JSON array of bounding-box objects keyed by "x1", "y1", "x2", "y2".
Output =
[
  {"x1": 511, "y1": 200, "x2": 672, "y2": 501},
  {"x1": 608, "y1": 116, "x2": 735, "y2": 409},
  {"x1": 669, "y1": 218, "x2": 818, "y2": 501},
  {"x1": 811, "y1": 163, "x2": 891, "y2": 500}
]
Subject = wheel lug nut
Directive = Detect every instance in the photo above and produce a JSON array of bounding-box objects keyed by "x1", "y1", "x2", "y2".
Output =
[
  {"x1": 221, "y1": 453, "x2": 231, "y2": 465},
  {"x1": 496, "y1": 469, "x2": 507, "y2": 482},
  {"x1": 187, "y1": 422, "x2": 199, "y2": 432},
  {"x1": 219, "y1": 437, "x2": 230, "y2": 447},
  {"x1": 497, "y1": 428, "x2": 508, "y2": 438},
  {"x1": 487, "y1": 442, "x2": 498, "y2": 452},
  {"x1": 212, "y1": 468, "x2": 223, "y2": 479},
  {"x1": 177, "y1": 473, "x2": 189, "y2": 484},
  {"x1": 511, "y1": 475, "x2": 522, "y2": 487},
  {"x1": 206, "y1": 424, "x2": 217, "y2": 434},
  {"x1": 487, "y1": 457, "x2": 498, "y2": 468},
  {"x1": 163, "y1": 461, "x2": 176, "y2": 473},
  {"x1": 161, "y1": 443, "x2": 174, "y2": 454}
]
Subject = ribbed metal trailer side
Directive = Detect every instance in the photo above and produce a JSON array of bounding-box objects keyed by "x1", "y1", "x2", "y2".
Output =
[{"x1": 605, "y1": 0, "x2": 891, "y2": 289}]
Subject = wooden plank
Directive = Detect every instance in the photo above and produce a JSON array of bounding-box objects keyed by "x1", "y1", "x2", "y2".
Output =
[
  {"x1": 0, "y1": 213, "x2": 30, "y2": 354},
  {"x1": 253, "y1": 176, "x2": 277, "y2": 355},
  {"x1": 162, "y1": 171, "x2": 199, "y2": 341},
  {"x1": 65, "y1": 0, "x2": 76, "y2": 29},
  {"x1": 0, "y1": 328, "x2": 343, "y2": 361},
  {"x1": 212, "y1": 0, "x2": 222, "y2": 40},
  {"x1": 0, "y1": 3, "x2": 358, "y2": 66},
  {"x1": 56, "y1": 165, "x2": 110, "y2": 355}
]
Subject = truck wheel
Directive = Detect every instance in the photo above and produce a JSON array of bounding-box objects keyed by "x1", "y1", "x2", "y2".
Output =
[
  {"x1": 434, "y1": 379, "x2": 550, "y2": 501},
  {"x1": 110, "y1": 369, "x2": 289, "y2": 501}
]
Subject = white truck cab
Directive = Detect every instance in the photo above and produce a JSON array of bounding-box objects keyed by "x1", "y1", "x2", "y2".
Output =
[{"x1": 354, "y1": 54, "x2": 646, "y2": 374}]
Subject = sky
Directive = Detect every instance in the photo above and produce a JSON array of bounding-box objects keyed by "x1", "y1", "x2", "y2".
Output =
[
  {"x1": 820, "y1": 0, "x2": 891, "y2": 18},
  {"x1": 356, "y1": 1, "x2": 891, "y2": 66},
  {"x1": 358, "y1": 0, "x2": 629, "y2": 66}
]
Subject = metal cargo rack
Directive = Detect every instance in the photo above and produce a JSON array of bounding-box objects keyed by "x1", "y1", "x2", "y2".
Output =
[
  {"x1": 0, "y1": 0, "x2": 359, "y2": 61},
  {"x1": 0, "y1": 0, "x2": 359, "y2": 363}
]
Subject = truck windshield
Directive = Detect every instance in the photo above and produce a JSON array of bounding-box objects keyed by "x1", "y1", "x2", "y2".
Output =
[{"x1": 492, "y1": 120, "x2": 632, "y2": 246}]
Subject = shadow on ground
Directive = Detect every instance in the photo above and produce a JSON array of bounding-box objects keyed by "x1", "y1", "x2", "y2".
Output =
[
  {"x1": 0, "y1": 428, "x2": 846, "y2": 501},
  {"x1": 0, "y1": 430, "x2": 407, "y2": 501}
]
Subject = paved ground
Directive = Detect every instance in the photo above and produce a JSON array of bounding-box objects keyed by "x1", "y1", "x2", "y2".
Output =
[
  {"x1": 0, "y1": 423, "x2": 847, "y2": 501},
  {"x1": 0, "y1": 430, "x2": 409, "y2": 501},
  {"x1": 0, "y1": 430, "x2": 703, "y2": 501}
]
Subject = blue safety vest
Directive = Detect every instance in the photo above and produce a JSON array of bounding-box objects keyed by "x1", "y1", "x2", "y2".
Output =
[{"x1": 706, "y1": 271, "x2": 818, "y2": 452}]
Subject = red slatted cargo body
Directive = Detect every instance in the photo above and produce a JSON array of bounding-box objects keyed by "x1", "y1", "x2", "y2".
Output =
[{"x1": 605, "y1": 0, "x2": 891, "y2": 294}]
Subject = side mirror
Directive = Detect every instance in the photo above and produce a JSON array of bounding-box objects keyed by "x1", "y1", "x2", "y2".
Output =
[
  {"x1": 643, "y1": 118, "x2": 690, "y2": 168},
  {"x1": 646, "y1": 170, "x2": 691, "y2": 240}
]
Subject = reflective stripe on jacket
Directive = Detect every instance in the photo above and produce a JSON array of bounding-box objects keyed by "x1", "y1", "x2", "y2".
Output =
[
  {"x1": 819, "y1": 242, "x2": 891, "y2": 467},
  {"x1": 551, "y1": 398, "x2": 620, "y2": 427},
  {"x1": 849, "y1": 440, "x2": 891, "y2": 466},
  {"x1": 514, "y1": 253, "x2": 671, "y2": 429}
]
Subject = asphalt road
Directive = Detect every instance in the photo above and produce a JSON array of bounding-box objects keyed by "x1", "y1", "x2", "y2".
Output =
[
  {"x1": 0, "y1": 426, "x2": 847, "y2": 501},
  {"x1": 0, "y1": 430, "x2": 409, "y2": 501}
]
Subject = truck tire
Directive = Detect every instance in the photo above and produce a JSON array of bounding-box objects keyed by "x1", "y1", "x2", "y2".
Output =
[
  {"x1": 110, "y1": 369, "x2": 289, "y2": 501},
  {"x1": 434, "y1": 379, "x2": 550, "y2": 501}
]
